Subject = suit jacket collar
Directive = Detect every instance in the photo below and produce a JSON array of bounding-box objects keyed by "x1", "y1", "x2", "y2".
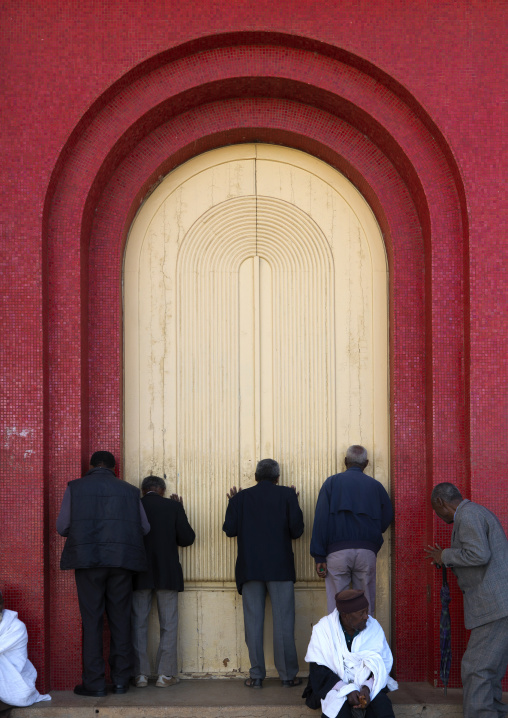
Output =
[
  {"x1": 451, "y1": 498, "x2": 470, "y2": 541},
  {"x1": 454, "y1": 498, "x2": 470, "y2": 519}
]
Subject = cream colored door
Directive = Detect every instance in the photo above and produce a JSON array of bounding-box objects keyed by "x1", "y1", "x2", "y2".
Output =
[{"x1": 124, "y1": 144, "x2": 389, "y2": 677}]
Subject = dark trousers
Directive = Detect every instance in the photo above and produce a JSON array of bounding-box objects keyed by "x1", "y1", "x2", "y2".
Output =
[
  {"x1": 74, "y1": 567, "x2": 134, "y2": 690},
  {"x1": 335, "y1": 689, "x2": 394, "y2": 718}
]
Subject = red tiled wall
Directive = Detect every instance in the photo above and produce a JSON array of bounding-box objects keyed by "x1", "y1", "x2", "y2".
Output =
[{"x1": 1, "y1": 0, "x2": 506, "y2": 694}]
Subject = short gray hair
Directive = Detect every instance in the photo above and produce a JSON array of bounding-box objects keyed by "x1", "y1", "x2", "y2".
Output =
[
  {"x1": 431, "y1": 482, "x2": 463, "y2": 503},
  {"x1": 141, "y1": 475, "x2": 166, "y2": 494},
  {"x1": 346, "y1": 445, "x2": 368, "y2": 466},
  {"x1": 255, "y1": 458, "x2": 280, "y2": 482}
]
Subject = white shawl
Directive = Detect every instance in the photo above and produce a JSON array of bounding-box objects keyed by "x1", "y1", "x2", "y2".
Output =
[
  {"x1": 0, "y1": 610, "x2": 51, "y2": 707},
  {"x1": 305, "y1": 610, "x2": 397, "y2": 718}
]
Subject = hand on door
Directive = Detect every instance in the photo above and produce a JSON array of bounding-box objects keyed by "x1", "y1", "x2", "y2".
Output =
[
  {"x1": 170, "y1": 493, "x2": 184, "y2": 506},
  {"x1": 424, "y1": 543, "x2": 443, "y2": 567},
  {"x1": 227, "y1": 486, "x2": 242, "y2": 500}
]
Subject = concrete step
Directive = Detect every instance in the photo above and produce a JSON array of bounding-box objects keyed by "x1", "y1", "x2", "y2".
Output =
[{"x1": 1, "y1": 680, "x2": 468, "y2": 718}]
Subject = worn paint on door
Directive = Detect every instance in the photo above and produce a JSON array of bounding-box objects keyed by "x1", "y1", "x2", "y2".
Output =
[{"x1": 124, "y1": 145, "x2": 389, "y2": 677}]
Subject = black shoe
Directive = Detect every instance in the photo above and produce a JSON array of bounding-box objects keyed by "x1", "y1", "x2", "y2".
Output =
[
  {"x1": 112, "y1": 684, "x2": 129, "y2": 694},
  {"x1": 244, "y1": 677, "x2": 263, "y2": 688},
  {"x1": 74, "y1": 684, "x2": 107, "y2": 697},
  {"x1": 281, "y1": 677, "x2": 303, "y2": 687}
]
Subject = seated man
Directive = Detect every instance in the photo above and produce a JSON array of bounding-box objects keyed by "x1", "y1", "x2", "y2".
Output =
[
  {"x1": 0, "y1": 590, "x2": 51, "y2": 707},
  {"x1": 305, "y1": 589, "x2": 397, "y2": 717}
]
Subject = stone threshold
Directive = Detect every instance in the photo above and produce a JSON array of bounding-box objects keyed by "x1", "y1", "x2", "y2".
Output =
[{"x1": 0, "y1": 680, "x2": 471, "y2": 718}]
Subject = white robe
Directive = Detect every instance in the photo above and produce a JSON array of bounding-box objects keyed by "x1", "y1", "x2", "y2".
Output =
[
  {"x1": 0, "y1": 610, "x2": 51, "y2": 707},
  {"x1": 305, "y1": 610, "x2": 397, "y2": 718}
]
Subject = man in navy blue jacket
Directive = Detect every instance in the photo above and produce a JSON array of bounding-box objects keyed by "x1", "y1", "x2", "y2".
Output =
[
  {"x1": 310, "y1": 445, "x2": 393, "y2": 616},
  {"x1": 223, "y1": 459, "x2": 304, "y2": 688}
]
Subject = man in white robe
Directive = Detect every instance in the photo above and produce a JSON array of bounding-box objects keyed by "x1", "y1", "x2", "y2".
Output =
[
  {"x1": 0, "y1": 591, "x2": 51, "y2": 707},
  {"x1": 305, "y1": 589, "x2": 397, "y2": 717}
]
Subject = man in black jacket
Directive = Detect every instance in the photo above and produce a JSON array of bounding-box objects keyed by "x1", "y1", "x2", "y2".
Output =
[
  {"x1": 132, "y1": 475, "x2": 195, "y2": 688},
  {"x1": 223, "y1": 459, "x2": 304, "y2": 688},
  {"x1": 57, "y1": 451, "x2": 150, "y2": 697}
]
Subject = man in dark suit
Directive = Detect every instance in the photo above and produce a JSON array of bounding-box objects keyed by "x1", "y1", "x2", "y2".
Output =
[
  {"x1": 57, "y1": 451, "x2": 149, "y2": 697},
  {"x1": 223, "y1": 458, "x2": 304, "y2": 688},
  {"x1": 132, "y1": 475, "x2": 195, "y2": 688},
  {"x1": 426, "y1": 482, "x2": 508, "y2": 718}
]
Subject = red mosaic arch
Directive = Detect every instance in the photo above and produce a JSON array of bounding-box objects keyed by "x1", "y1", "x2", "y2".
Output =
[{"x1": 43, "y1": 34, "x2": 468, "y2": 689}]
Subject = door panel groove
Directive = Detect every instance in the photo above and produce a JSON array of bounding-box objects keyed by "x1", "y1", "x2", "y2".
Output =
[{"x1": 124, "y1": 145, "x2": 389, "y2": 675}]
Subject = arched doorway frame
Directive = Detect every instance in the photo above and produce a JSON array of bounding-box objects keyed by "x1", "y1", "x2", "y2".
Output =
[{"x1": 44, "y1": 33, "x2": 468, "y2": 689}]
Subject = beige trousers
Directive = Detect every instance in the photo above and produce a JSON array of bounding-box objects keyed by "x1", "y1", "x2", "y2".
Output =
[{"x1": 325, "y1": 548, "x2": 377, "y2": 615}]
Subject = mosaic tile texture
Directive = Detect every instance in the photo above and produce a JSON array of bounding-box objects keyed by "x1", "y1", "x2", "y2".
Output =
[{"x1": 1, "y1": 0, "x2": 506, "y2": 694}]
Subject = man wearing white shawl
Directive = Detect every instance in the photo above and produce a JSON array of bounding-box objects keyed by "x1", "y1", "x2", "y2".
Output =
[
  {"x1": 305, "y1": 589, "x2": 397, "y2": 717},
  {"x1": 0, "y1": 591, "x2": 51, "y2": 708}
]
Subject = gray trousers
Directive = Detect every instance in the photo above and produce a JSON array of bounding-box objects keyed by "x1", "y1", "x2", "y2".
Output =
[
  {"x1": 325, "y1": 548, "x2": 377, "y2": 615},
  {"x1": 242, "y1": 580, "x2": 299, "y2": 681},
  {"x1": 461, "y1": 615, "x2": 508, "y2": 718},
  {"x1": 132, "y1": 589, "x2": 178, "y2": 677}
]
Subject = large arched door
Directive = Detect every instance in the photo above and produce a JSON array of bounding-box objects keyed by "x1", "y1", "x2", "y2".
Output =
[{"x1": 124, "y1": 144, "x2": 389, "y2": 677}]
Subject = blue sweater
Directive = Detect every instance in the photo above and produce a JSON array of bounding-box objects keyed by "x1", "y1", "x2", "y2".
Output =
[{"x1": 310, "y1": 467, "x2": 393, "y2": 562}]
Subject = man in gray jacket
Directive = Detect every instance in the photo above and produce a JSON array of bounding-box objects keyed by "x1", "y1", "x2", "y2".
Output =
[{"x1": 425, "y1": 482, "x2": 508, "y2": 718}]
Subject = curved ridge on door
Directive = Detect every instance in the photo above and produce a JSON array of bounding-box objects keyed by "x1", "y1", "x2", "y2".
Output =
[{"x1": 124, "y1": 144, "x2": 389, "y2": 676}]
